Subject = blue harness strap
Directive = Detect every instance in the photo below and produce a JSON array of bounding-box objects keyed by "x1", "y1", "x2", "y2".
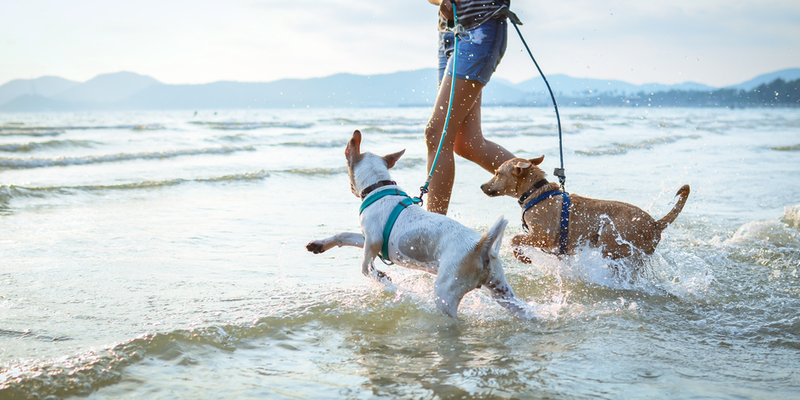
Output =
[
  {"x1": 359, "y1": 188, "x2": 403, "y2": 215},
  {"x1": 521, "y1": 190, "x2": 571, "y2": 255},
  {"x1": 559, "y1": 193, "x2": 570, "y2": 254},
  {"x1": 359, "y1": 187, "x2": 422, "y2": 263},
  {"x1": 381, "y1": 196, "x2": 421, "y2": 262}
]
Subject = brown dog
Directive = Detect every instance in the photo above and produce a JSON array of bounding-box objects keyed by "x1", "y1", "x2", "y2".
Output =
[{"x1": 480, "y1": 155, "x2": 690, "y2": 263}]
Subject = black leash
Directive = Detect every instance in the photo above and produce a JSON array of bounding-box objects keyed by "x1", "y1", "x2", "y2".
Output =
[{"x1": 505, "y1": 12, "x2": 566, "y2": 190}]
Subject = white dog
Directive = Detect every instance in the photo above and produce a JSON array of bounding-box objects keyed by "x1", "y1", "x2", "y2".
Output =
[{"x1": 306, "y1": 130, "x2": 526, "y2": 318}]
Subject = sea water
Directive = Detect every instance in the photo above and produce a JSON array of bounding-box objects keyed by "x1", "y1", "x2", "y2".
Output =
[{"x1": 0, "y1": 107, "x2": 798, "y2": 399}]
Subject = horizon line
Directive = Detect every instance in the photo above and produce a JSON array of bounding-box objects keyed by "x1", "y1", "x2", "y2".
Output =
[{"x1": 4, "y1": 67, "x2": 800, "y2": 89}]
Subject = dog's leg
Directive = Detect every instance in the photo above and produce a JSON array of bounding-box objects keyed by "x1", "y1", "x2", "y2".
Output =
[
  {"x1": 433, "y1": 270, "x2": 462, "y2": 318},
  {"x1": 361, "y1": 240, "x2": 392, "y2": 284},
  {"x1": 485, "y1": 279, "x2": 528, "y2": 319},
  {"x1": 512, "y1": 234, "x2": 549, "y2": 264},
  {"x1": 306, "y1": 232, "x2": 365, "y2": 254},
  {"x1": 596, "y1": 217, "x2": 634, "y2": 260}
]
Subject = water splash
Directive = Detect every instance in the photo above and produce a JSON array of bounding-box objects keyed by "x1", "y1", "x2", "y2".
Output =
[{"x1": 727, "y1": 219, "x2": 800, "y2": 248}]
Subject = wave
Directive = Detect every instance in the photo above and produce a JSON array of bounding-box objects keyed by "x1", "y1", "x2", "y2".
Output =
[
  {"x1": 359, "y1": 126, "x2": 422, "y2": 135},
  {"x1": 395, "y1": 157, "x2": 427, "y2": 169},
  {"x1": 569, "y1": 114, "x2": 608, "y2": 122},
  {"x1": 575, "y1": 134, "x2": 701, "y2": 156},
  {"x1": 280, "y1": 158, "x2": 425, "y2": 177},
  {"x1": 783, "y1": 205, "x2": 800, "y2": 230},
  {"x1": 0, "y1": 146, "x2": 254, "y2": 170},
  {"x1": 0, "y1": 170, "x2": 270, "y2": 203},
  {"x1": 324, "y1": 117, "x2": 426, "y2": 127},
  {"x1": 486, "y1": 125, "x2": 559, "y2": 138},
  {"x1": 770, "y1": 144, "x2": 800, "y2": 151},
  {"x1": 726, "y1": 219, "x2": 800, "y2": 248},
  {"x1": 190, "y1": 121, "x2": 313, "y2": 130},
  {"x1": 0, "y1": 139, "x2": 96, "y2": 153},
  {"x1": 0, "y1": 329, "x2": 71, "y2": 342},
  {"x1": 0, "y1": 124, "x2": 163, "y2": 133},
  {"x1": 282, "y1": 166, "x2": 349, "y2": 175},
  {"x1": 0, "y1": 325, "x2": 248, "y2": 398},
  {"x1": 0, "y1": 294, "x2": 374, "y2": 399},
  {"x1": 0, "y1": 281, "x2": 565, "y2": 399},
  {"x1": 0, "y1": 128, "x2": 64, "y2": 137},
  {"x1": 278, "y1": 139, "x2": 349, "y2": 148}
]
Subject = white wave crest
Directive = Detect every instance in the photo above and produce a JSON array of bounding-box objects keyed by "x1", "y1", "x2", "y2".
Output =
[{"x1": 0, "y1": 146, "x2": 254, "y2": 170}]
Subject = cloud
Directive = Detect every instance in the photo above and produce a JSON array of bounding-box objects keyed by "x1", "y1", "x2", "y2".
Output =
[
  {"x1": 495, "y1": 0, "x2": 800, "y2": 85},
  {"x1": 0, "y1": 0, "x2": 797, "y2": 86}
]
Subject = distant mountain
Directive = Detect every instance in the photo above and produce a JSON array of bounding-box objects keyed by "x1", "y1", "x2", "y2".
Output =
[
  {"x1": 121, "y1": 70, "x2": 440, "y2": 109},
  {"x1": 725, "y1": 68, "x2": 800, "y2": 91},
  {"x1": 53, "y1": 71, "x2": 162, "y2": 103},
  {"x1": 510, "y1": 74, "x2": 717, "y2": 97},
  {"x1": 54, "y1": 69, "x2": 521, "y2": 110},
  {"x1": 0, "y1": 94, "x2": 88, "y2": 112},
  {"x1": 0, "y1": 68, "x2": 798, "y2": 111},
  {"x1": 0, "y1": 76, "x2": 80, "y2": 105}
]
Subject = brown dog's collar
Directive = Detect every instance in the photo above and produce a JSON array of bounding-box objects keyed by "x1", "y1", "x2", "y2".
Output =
[
  {"x1": 360, "y1": 180, "x2": 396, "y2": 199},
  {"x1": 517, "y1": 179, "x2": 549, "y2": 205}
]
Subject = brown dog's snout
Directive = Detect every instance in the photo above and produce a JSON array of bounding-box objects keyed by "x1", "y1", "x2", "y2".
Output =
[{"x1": 480, "y1": 181, "x2": 500, "y2": 196}]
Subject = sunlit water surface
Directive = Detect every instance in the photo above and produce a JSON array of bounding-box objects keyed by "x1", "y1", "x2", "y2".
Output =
[{"x1": 1, "y1": 107, "x2": 798, "y2": 399}]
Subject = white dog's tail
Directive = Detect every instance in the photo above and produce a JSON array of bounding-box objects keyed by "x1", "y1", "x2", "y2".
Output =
[
  {"x1": 477, "y1": 217, "x2": 529, "y2": 319},
  {"x1": 478, "y1": 216, "x2": 507, "y2": 264}
]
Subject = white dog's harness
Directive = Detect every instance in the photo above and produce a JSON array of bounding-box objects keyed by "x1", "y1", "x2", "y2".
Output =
[
  {"x1": 359, "y1": 181, "x2": 422, "y2": 263},
  {"x1": 518, "y1": 179, "x2": 571, "y2": 255}
]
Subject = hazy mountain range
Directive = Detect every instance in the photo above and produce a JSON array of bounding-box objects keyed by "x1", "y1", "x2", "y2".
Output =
[{"x1": 1, "y1": 68, "x2": 798, "y2": 112}]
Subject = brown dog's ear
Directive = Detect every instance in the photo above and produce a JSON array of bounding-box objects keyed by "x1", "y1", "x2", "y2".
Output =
[
  {"x1": 345, "y1": 130, "x2": 362, "y2": 159},
  {"x1": 383, "y1": 149, "x2": 405, "y2": 169},
  {"x1": 512, "y1": 159, "x2": 532, "y2": 177},
  {"x1": 529, "y1": 155, "x2": 545, "y2": 165}
]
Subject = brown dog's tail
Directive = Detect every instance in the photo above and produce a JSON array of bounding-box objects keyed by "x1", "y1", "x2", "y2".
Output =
[{"x1": 655, "y1": 184, "x2": 690, "y2": 231}]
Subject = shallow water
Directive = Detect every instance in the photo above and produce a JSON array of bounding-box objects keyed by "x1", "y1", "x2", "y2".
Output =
[{"x1": 1, "y1": 107, "x2": 798, "y2": 399}]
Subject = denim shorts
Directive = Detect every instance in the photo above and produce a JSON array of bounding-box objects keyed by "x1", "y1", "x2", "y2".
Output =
[{"x1": 437, "y1": 18, "x2": 507, "y2": 86}]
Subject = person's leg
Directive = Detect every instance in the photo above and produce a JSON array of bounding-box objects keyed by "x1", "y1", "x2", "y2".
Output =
[
  {"x1": 453, "y1": 92, "x2": 515, "y2": 173},
  {"x1": 425, "y1": 18, "x2": 511, "y2": 215},
  {"x1": 424, "y1": 76, "x2": 484, "y2": 215}
]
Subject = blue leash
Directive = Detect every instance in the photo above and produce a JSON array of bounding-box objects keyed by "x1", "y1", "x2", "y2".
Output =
[
  {"x1": 360, "y1": 5, "x2": 462, "y2": 264},
  {"x1": 419, "y1": 3, "x2": 461, "y2": 201}
]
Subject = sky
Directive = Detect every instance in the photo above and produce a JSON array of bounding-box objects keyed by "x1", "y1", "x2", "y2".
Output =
[{"x1": 1, "y1": 0, "x2": 799, "y2": 87}]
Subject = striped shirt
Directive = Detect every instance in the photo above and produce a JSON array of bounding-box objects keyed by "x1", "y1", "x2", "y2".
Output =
[{"x1": 439, "y1": 0, "x2": 511, "y2": 31}]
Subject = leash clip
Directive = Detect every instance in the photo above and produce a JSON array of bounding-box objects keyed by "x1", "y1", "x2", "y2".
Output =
[
  {"x1": 553, "y1": 167, "x2": 566, "y2": 188},
  {"x1": 452, "y1": 24, "x2": 472, "y2": 42},
  {"x1": 417, "y1": 185, "x2": 429, "y2": 206}
]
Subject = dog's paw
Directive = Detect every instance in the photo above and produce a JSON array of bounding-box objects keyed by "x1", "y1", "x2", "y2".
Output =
[
  {"x1": 513, "y1": 248, "x2": 533, "y2": 264},
  {"x1": 306, "y1": 241, "x2": 326, "y2": 254},
  {"x1": 370, "y1": 268, "x2": 392, "y2": 284},
  {"x1": 375, "y1": 269, "x2": 392, "y2": 283}
]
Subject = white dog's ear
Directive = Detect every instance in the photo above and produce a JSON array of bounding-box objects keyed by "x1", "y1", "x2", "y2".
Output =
[
  {"x1": 382, "y1": 149, "x2": 405, "y2": 169},
  {"x1": 345, "y1": 130, "x2": 362, "y2": 159},
  {"x1": 512, "y1": 159, "x2": 532, "y2": 177},
  {"x1": 530, "y1": 155, "x2": 545, "y2": 165}
]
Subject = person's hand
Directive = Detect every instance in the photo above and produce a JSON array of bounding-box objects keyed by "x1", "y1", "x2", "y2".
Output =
[{"x1": 439, "y1": 0, "x2": 462, "y2": 21}]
